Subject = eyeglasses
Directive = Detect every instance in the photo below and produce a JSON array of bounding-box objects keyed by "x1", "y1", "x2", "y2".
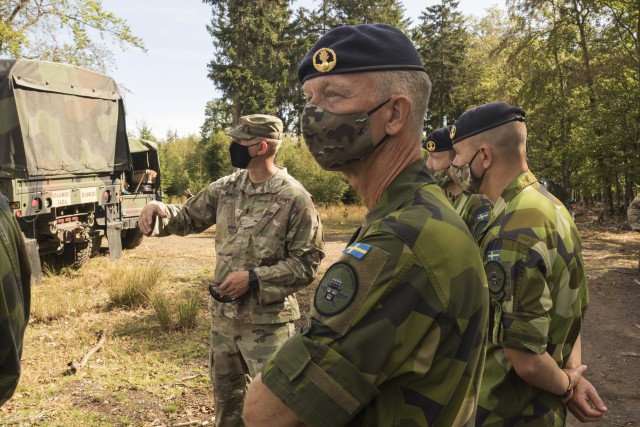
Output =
[{"x1": 208, "y1": 283, "x2": 236, "y2": 303}]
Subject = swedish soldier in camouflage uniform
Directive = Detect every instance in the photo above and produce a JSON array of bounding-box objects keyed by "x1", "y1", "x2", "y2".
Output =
[
  {"x1": 138, "y1": 115, "x2": 325, "y2": 427},
  {"x1": 451, "y1": 101, "x2": 608, "y2": 425},
  {"x1": 423, "y1": 125, "x2": 493, "y2": 243},
  {"x1": 243, "y1": 24, "x2": 489, "y2": 427},
  {"x1": 0, "y1": 190, "x2": 31, "y2": 406}
]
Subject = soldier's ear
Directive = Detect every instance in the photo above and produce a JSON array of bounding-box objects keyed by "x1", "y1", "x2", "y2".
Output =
[
  {"x1": 479, "y1": 145, "x2": 493, "y2": 169},
  {"x1": 257, "y1": 139, "x2": 268, "y2": 155},
  {"x1": 385, "y1": 95, "x2": 410, "y2": 136}
]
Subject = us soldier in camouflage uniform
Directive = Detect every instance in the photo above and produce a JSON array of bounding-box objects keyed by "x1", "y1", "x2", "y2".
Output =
[
  {"x1": 243, "y1": 24, "x2": 489, "y2": 427},
  {"x1": 423, "y1": 125, "x2": 493, "y2": 243},
  {"x1": 451, "y1": 101, "x2": 608, "y2": 425},
  {"x1": 138, "y1": 115, "x2": 324, "y2": 427},
  {"x1": 0, "y1": 190, "x2": 31, "y2": 406}
]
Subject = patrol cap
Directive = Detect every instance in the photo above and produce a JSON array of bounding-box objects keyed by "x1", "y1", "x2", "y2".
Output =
[
  {"x1": 298, "y1": 24, "x2": 426, "y2": 84},
  {"x1": 225, "y1": 114, "x2": 283, "y2": 140},
  {"x1": 422, "y1": 126, "x2": 453, "y2": 152},
  {"x1": 451, "y1": 101, "x2": 525, "y2": 144}
]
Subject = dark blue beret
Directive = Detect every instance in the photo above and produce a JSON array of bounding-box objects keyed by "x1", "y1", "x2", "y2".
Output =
[
  {"x1": 451, "y1": 101, "x2": 525, "y2": 144},
  {"x1": 298, "y1": 24, "x2": 426, "y2": 84},
  {"x1": 422, "y1": 126, "x2": 453, "y2": 152}
]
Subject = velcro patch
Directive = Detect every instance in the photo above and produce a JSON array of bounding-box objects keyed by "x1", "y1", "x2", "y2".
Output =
[
  {"x1": 314, "y1": 263, "x2": 357, "y2": 316},
  {"x1": 485, "y1": 261, "x2": 506, "y2": 300},
  {"x1": 312, "y1": 245, "x2": 389, "y2": 336}
]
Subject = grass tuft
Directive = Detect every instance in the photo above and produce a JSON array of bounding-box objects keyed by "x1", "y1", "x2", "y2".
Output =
[
  {"x1": 151, "y1": 288, "x2": 200, "y2": 331},
  {"x1": 176, "y1": 289, "x2": 200, "y2": 330},
  {"x1": 103, "y1": 261, "x2": 164, "y2": 309}
]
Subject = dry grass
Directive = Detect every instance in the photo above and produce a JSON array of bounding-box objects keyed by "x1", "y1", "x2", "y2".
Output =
[
  {"x1": 31, "y1": 258, "x2": 111, "y2": 323},
  {"x1": 317, "y1": 204, "x2": 367, "y2": 234},
  {"x1": 103, "y1": 261, "x2": 164, "y2": 309}
]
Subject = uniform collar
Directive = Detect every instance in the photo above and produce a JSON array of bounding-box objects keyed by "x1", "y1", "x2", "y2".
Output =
[
  {"x1": 235, "y1": 166, "x2": 288, "y2": 194},
  {"x1": 489, "y1": 170, "x2": 538, "y2": 224},
  {"x1": 365, "y1": 160, "x2": 436, "y2": 224}
]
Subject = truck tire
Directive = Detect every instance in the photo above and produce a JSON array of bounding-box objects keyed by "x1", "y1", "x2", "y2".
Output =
[
  {"x1": 90, "y1": 235, "x2": 103, "y2": 257},
  {"x1": 49, "y1": 240, "x2": 92, "y2": 270},
  {"x1": 121, "y1": 227, "x2": 144, "y2": 250}
]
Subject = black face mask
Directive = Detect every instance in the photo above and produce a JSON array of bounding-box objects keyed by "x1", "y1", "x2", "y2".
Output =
[{"x1": 229, "y1": 140, "x2": 261, "y2": 169}]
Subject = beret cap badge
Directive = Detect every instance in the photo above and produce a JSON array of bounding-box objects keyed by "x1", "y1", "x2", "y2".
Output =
[
  {"x1": 450, "y1": 125, "x2": 457, "y2": 140},
  {"x1": 313, "y1": 48, "x2": 337, "y2": 73},
  {"x1": 426, "y1": 140, "x2": 437, "y2": 152}
]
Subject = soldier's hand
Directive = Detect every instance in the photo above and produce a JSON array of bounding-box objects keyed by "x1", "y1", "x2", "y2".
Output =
[
  {"x1": 566, "y1": 377, "x2": 608, "y2": 422},
  {"x1": 139, "y1": 201, "x2": 168, "y2": 236},
  {"x1": 218, "y1": 271, "x2": 250, "y2": 299}
]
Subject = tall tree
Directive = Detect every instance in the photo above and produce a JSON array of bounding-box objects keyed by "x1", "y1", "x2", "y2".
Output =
[
  {"x1": 413, "y1": 0, "x2": 469, "y2": 131},
  {"x1": 204, "y1": 0, "x2": 291, "y2": 125},
  {"x1": 0, "y1": 0, "x2": 144, "y2": 72},
  {"x1": 319, "y1": 0, "x2": 409, "y2": 29}
]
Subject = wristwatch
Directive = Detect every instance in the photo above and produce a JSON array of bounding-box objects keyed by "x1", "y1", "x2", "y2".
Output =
[{"x1": 248, "y1": 270, "x2": 260, "y2": 289}]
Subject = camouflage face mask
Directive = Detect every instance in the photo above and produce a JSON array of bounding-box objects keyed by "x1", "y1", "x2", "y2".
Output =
[
  {"x1": 450, "y1": 163, "x2": 471, "y2": 191},
  {"x1": 429, "y1": 167, "x2": 454, "y2": 189},
  {"x1": 300, "y1": 99, "x2": 390, "y2": 170}
]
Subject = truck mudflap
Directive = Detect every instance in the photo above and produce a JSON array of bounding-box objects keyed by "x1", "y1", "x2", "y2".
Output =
[
  {"x1": 107, "y1": 221, "x2": 123, "y2": 261},
  {"x1": 23, "y1": 236, "x2": 42, "y2": 284}
]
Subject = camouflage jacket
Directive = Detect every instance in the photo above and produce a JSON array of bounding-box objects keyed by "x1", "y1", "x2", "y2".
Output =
[
  {"x1": 158, "y1": 167, "x2": 324, "y2": 324},
  {"x1": 627, "y1": 194, "x2": 640, "y2": 231},
  {"x1": 476, "y1": 171, "x2": 589, "y2": 426},
  {"x1": 453, "y1": 191, "x2": 493, "y2": 243},
  {"x1": 262, "y1": 161, "x2": 489, "y2": 427},
  {"x1": 0, "y1": 191, "x2": 31, "y2": 406}
]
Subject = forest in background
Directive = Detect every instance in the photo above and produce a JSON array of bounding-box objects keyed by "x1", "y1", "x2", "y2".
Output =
[{"x1": 2, "y1": 0, "x2": 639, "y2": 213}]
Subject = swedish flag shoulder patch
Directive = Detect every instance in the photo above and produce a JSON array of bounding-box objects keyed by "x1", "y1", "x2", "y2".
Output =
[
  {"x1": 487, "y1": 249, "x2": 500, "y2": 261},
  {"x1": 343, "y1": 242, "x2": 371, "y2": 260},
  {"x1": 477, "y1": 211, "x2": 490, "y2": 221}
]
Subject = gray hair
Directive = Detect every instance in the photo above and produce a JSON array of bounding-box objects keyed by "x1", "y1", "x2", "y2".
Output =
[{"x1": 372, "y1": 70, "x2": 432, "y2": 138}]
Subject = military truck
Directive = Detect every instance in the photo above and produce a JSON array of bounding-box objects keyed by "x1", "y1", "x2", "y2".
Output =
[{"x1": 0, "y1": 58, "x2": 161, "y2": 272}]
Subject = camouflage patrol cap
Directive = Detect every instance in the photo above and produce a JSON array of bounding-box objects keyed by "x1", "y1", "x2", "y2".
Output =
[
  {"x1": 451, "y1": 101, "x2": 525, "y2": 144},
  {"x1": 298, "y1": 24, "x2": 426, "y2": 83},
  {"x1": 225, "y1": 114, "x2": 283, "y2": 140},
  {"x1": 422, "y1": 126, "x2": 453, "y2": 152}
]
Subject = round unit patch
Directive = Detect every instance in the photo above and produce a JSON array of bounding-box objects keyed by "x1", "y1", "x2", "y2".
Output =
[
  {"x1": 314, "y1": 263, "x2": 358, "y2": 316},
  {"x1": 485, "y1": 261, "x2": 506, "y2": 300}
]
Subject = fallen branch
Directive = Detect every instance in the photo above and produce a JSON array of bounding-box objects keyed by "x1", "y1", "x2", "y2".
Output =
[
  {"x1": 618, "y1": 351, "x2": 640, "y2": 358},
  {"x1": 65, "y1": 330, "x2": 106, "y2": 375}
]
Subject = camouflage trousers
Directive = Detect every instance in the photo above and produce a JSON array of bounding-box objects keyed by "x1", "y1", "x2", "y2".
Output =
[{"x1": 209, "y1": 314, "x2": 295, "y2": 427}]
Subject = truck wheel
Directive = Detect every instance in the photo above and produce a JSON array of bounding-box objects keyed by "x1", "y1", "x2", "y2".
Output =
[
  {"x1": 57, "y1": 240, "x2": 92, "y2": 270},
  {"x1": 121, "y1": 227, "x2": 144, "y2": 250},
  {"x1": 90, "y1": 235, "x2": 103, "y2": 257}
]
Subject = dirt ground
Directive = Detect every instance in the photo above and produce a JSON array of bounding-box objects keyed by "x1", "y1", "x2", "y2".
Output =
[{"x1": 1, "y1": 207, "x2": 639, "y2": 426}]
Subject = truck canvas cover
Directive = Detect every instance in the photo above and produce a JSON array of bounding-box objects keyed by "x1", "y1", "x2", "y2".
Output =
[{"x1": 0, "y1": 58, "x2": 130, "y2": 179}]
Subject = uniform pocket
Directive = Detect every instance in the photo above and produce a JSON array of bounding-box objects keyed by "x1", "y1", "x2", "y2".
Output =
[{"x1": 252, "y1": 202, "x2": 281, "y2": 236}]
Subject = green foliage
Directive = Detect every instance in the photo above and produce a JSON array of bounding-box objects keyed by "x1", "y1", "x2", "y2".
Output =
[
  {"x1": 277, "y1": 138, "x2": 350, "y2": 205},
  {"x1": 319, "y1": 0, "x2": 410, "y2": 29},
  {"x1": 413, "y1": 0, "x2": 470, "y2": 131},
  {"x1": 204, "y1": 0, "x2": 292, "y2": 123},
  {"x1": 159, "y1": 134, "x2": 211, "y2": 197},
  {"x1": 0, "y1": 0, "x2": 145, "y2": 72},
  {"x1": 201, "y1": 131, "x2": 233, "y2": 183}
]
